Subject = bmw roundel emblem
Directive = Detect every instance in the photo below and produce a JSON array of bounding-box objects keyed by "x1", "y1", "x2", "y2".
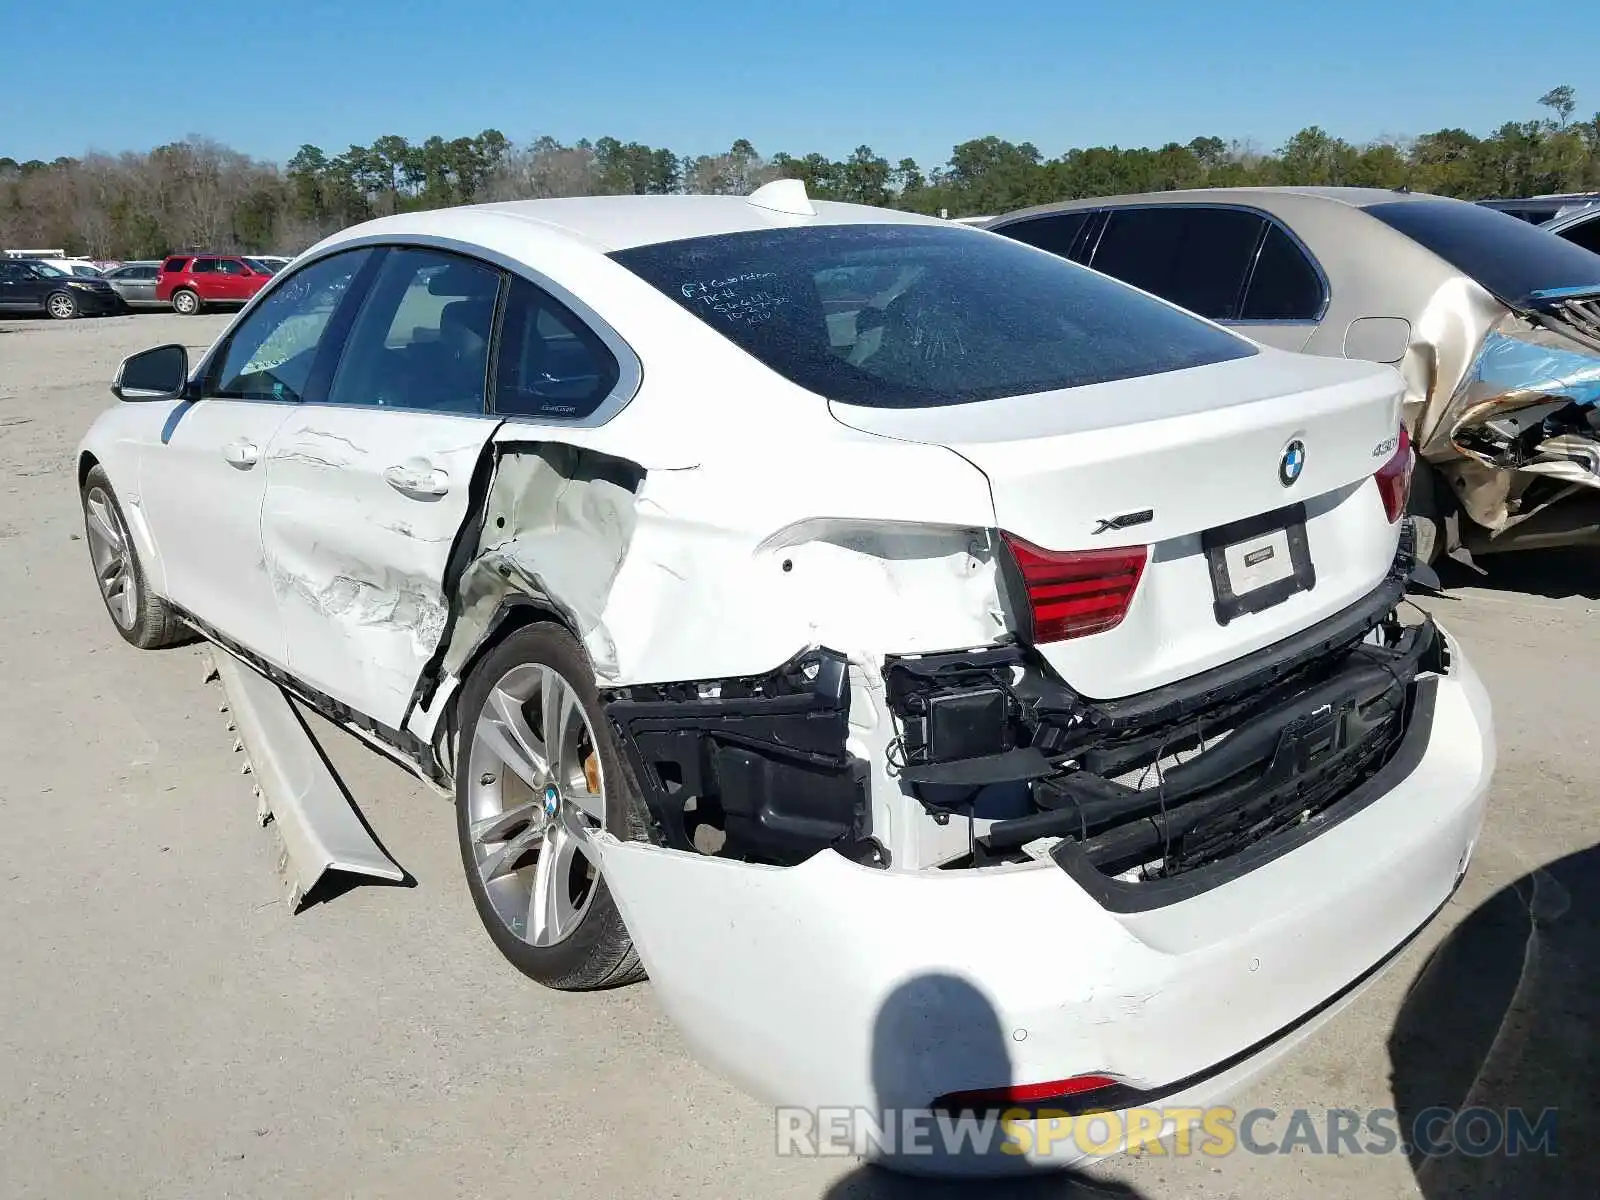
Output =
[{"x1": 1279, "y1": 440, "x2": 1306, "y2": 487}]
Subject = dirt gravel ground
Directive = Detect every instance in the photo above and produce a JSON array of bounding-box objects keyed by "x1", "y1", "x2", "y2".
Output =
[{"x1": 2, "y1": 311, "x2": 1597, "y2": 1200}]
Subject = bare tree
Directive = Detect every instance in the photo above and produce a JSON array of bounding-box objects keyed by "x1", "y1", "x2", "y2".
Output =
[
  {"x1": 485, "y1": 137, "x2": 601, "y2": 200},
  {"x1": 683, "y1": 139, "x2": 778, "y2": 195}
]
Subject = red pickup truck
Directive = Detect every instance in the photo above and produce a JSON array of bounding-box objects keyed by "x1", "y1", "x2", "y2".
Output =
[{"x1": 156, "y1": 254, "x2": 277, "y2": 314}]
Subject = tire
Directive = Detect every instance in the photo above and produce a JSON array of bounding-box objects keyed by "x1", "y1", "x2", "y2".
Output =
[
  {"x1": 1407, "y1": 459, "x2": 1446, "y2": 568},
  {"x1": 454, "y1": 623, "x2": 653, "y2": 991},
  {"x1": 80, "y1": 466, "x2": 192, "y2": 649},
  {"x1": 45, "y1": 290, "x2": 78, "y2": 320},
  {"x1": 171, "y1": 289, "x2": 200, "y2": 315}
]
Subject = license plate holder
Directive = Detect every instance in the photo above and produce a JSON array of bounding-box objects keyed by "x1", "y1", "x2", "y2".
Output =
[{"x1": 1202, "y1": 502, "x2": 1316, "y2": 626}]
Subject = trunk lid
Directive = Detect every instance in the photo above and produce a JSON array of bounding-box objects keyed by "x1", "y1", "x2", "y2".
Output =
[{"x1": 830, "y1": 350, "x2": 1408, "y2": 699}]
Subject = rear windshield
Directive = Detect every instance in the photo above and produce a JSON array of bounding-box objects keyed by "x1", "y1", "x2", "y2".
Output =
[
  {"x1": 609, "y1": 224, "x2": 1256, "y2": 408},
  {"x1": 1367, "y1": 199, "x2": 1600, "y2": 308}
]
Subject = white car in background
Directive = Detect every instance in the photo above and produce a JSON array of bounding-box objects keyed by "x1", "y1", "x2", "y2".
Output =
[
  {"x1": 35, "y1": 257, "x2": 104, "y2": 278},
  {"x1": 77, "y1": 182, "x2": 1493, "y2": 1171}
]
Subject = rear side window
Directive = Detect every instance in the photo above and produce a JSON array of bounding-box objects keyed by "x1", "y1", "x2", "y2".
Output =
[
  {"x1": 1240, "y1": 223, "x2": 1325, "y2": 321},
  {"x1": 1366, "y1": 198, "x2": 1600, "y2": 307},
  {"x1": 162, "y1": 257, "x2": 189, "y2": 273},
  {"x1": 994, "y1": 212, "x2": 1093, "y2": 259},
  {"x1": 610, "y1": 224, "x2": 1256, "y2": 409},
  {"x1": 493, "y1": 277, "x2": 620, "y2": 420},
  {"x1": 1090, "y1": 207, "x2": 1265, "y2": 321},
  {"x1": 190, "y1": 258, "x2": 217, "y2": 274}
]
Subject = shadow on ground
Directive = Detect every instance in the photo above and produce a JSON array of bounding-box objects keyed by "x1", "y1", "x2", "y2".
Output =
[
  {"x1": 823, "y1": 1166, "x2": 1145, "y2": 1199},
  {"x1": 1437, "y1": 547, "x2": 1600, "y2": 601},
  {"x1": 818, "y1": 973, "x2": 1148, "y2": 1199},
  {"x1": 1389, "y1": 844, "x2": 1600, "y2": 1198}
]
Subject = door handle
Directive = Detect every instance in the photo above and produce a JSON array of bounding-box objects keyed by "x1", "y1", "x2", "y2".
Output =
[
  {"x1": 383, "y1": 463, "x2": 450, "y2": 497},
  {"x1": 223, "y1": 439, "x2": 259, "y2": 469}
]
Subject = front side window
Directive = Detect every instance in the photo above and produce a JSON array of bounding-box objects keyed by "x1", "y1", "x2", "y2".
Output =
[
  {"x1": 30, "y1": 263, "x2": 65, "y2": 278},
  {"x1": 610, "y1": 223, "x2": 1256, "y2": 409},
  {"x1": 1239, "y1": 223, "x2": 1325, "y2": 321},
  {"x1": 492, "y1": 277, "x2": 620, "y2": 420},
  {"x1": 325, "y1": 247, "x2": 501, "y2": 413},
  {"x1": 209, "y1": 248, "x2": 372, "y2": 402},
  {"x1": 1089, "y1": 207, "x2": 1265, "y2": 321},
  {"x1": 1366, "y1": 198, "x2": 1600, "y2": 307},
  {"x1": 214, "y1": 259, "x2": 248, "y2": 276}
]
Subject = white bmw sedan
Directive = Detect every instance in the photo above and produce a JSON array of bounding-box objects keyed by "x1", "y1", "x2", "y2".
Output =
[{"x1": 78, "y1": 181, "x2": 1494, "y2": 1170}]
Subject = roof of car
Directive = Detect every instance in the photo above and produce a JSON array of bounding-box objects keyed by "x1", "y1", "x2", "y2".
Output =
[
  {"x1": 987, "y1": 186, "x2": 1444, "y2": 226},
  {"x1": 314, "y1": 193, "x2": 948, "y2": 257}
]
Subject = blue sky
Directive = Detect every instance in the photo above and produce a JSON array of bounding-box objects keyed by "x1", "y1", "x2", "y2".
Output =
[{"x1": 7, "y1": 1, "x2": 1595, "y2": 170}]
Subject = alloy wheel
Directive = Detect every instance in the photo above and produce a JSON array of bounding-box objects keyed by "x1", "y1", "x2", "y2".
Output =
[
  {"x1": 47, "y1": 293, "x2": 75, "y2": 319},
  {"x1": 465, "y1": 662, "x2": 608, "y2": 947},
  {"x1": 84, "y1": 487, "x2": 136, "y2": 629}
]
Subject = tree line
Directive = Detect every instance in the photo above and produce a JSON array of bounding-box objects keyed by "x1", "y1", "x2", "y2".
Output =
[{"x1": 2, "y1": 86, "x2": 1595, "y2": 260}]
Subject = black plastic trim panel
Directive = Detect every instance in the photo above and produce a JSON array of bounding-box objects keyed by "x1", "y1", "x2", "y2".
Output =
[
  {"x1": 601, "y1": 648, "x2": 879, "y2": 865},
  {"x1": 1048, "y1": 677, "x2": 1437, "y2": 912}
]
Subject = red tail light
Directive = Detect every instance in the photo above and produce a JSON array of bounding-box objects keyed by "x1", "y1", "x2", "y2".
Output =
[
  {"x1": 1375, "y1": 426, "x2": 1412, "y2": 523},
  {"x1": 1000, "y1": 533, "x2": 1147, "y2": 643},
  {"x1": 935, "y1": 1073, "x2": 1119, "y2": 1110}
]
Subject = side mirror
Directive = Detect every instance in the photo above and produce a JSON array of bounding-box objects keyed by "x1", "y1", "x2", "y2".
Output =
[{"x1": 112, "y1": 344, "x2": 189, "y2": 402}]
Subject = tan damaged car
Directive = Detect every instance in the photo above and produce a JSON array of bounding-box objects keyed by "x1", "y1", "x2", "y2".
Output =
[{"x1": 987, "y1": 188, "x2": 1600, "y2": 566}]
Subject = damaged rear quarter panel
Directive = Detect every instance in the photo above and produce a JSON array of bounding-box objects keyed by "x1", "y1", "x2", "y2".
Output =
[
  {"x1": 421, "y1": 419, "x2": 1013, "y2": 862},
  {"x1": 436, "y1": 430, "x2": 1013, "y2": 698}
]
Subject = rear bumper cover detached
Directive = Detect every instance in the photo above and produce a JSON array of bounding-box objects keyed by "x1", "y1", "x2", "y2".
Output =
[{"x1": 590, "y1": 623, "x2": 1493, "y2": 1173}]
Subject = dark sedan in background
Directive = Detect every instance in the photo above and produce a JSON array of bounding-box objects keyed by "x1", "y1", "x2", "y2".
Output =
[{"x1": 0, "y1": 259, "x2": 121, "y2": 319}]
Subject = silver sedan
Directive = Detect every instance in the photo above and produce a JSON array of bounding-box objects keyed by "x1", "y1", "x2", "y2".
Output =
[{"x1": 99, "y1": 262, "x2": 163, "y2": 309}]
